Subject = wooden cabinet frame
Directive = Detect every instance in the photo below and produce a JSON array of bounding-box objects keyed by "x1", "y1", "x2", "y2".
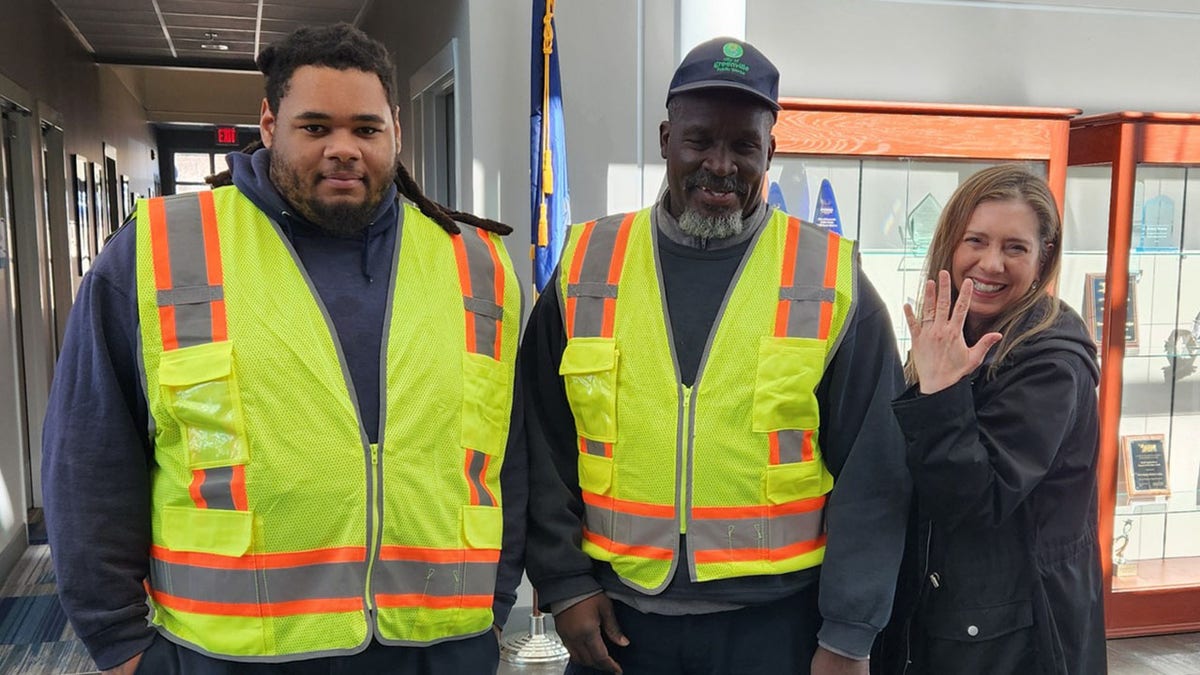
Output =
[
  {"x1": 1069, "y1": 112, "x2": 1200, "y2": 638},
  {"x1": 774, "y1": 98, "x2": 1078, "y2": 216}
]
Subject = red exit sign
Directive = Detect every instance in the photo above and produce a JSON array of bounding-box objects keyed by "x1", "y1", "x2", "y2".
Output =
[{"x1": 215, "y1": 126, "x2": 239, "y2": 146}]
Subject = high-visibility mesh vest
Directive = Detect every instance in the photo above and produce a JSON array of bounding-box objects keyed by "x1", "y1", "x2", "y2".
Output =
[
  {"x1": 136, "y1": 187, "x2": 520, "y2": 659},
  {"x1": 557, "y1": 207, "x2": 857, "y2": 592}
]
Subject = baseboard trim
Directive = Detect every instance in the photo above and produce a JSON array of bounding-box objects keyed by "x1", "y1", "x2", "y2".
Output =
[{"x1": 0, "y1": 527, "x2": 30, "y2": 584}]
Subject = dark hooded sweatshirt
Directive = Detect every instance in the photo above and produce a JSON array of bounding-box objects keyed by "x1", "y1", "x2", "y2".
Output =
[
  {"x1": 40, "y1": 149, "x2": 527, "y2": 670},
  {"x1": 875, "y1": 299, "x2": 1107, "y2": 674}
]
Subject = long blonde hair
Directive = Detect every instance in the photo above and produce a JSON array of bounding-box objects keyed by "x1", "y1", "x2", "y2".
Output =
[{"x1": 904, "y1": 164, "x2": 1063, "y2": 384}]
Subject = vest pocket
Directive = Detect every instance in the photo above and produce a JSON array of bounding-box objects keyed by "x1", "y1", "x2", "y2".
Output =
[
  {"x1": 578, "y1": 452, "x2": 614, "y2": 495},
  {"x1": 158, "y1": 341, "x2": 249, "y2": 470},
  {"x1": 461, "y1": 352, "x2": 513, "y2": 456},
  {"x1": 752, "y1": 337, "x2": 823, "y2": 433},
  {"x1": 559, "y1": 338, "x2": 619, "y2": 443},
  {"x1": 462, "y1": 504, "x2": 504, "y2": 550},
  {"x1": 764, "y1": 461, "x2": 831, "y2": 504},
  {"x1": 162, "y1": 505, "x2": 253, "y2": 556},
  {"x1": 577, "y1": 454, "x2": 616, "y2": 549}
]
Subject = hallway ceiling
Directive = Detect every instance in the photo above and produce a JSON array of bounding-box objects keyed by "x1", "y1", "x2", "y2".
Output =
[{"x1": 49, "y1": 0, "x2": 375, "y2": 70}]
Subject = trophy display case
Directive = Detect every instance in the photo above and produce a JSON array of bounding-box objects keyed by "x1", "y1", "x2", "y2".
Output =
[
  {"x1": 769, "y1": 98, "x2": 1077, "y2": 353},
  {"x1": 1067, "y1": 112, "x2": 1200, "y2": 637}
]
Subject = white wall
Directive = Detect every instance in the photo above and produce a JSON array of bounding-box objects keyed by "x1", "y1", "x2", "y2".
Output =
[
  {"x1": 749, "y1": 0, "x2": 1200, "y2": 113},
  {"x1": 553, "y1": 0, "x2": 678, "y2": 224},
  {"x1": 465, "y1": 1, "x2": 533, "y2": 294}
]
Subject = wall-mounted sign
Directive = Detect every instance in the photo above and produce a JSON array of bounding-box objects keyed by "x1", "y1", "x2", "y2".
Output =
[{"x1": 216, "y1": 126, "x2": 239, "y2": 146}]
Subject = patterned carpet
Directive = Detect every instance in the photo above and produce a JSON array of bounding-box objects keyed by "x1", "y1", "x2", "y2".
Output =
[{"x1": 0, "y1": 514, "x2": 97, "y2": 675}]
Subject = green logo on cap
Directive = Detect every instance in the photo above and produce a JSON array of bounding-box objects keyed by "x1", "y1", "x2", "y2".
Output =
[{"x1": 723, "y1": 42, "x2": 744, "y2": 58}]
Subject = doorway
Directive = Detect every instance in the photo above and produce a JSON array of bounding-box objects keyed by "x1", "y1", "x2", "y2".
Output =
[{"x1": 0, "y1": 100, "x2": 31, "y2": 542}]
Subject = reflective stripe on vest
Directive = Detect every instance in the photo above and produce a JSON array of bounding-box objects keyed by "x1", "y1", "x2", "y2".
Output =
[
  {"x1": 146, "y1": 192, "x2": 246, "y2": 514},
  {"x1": 559, "y1": 208, "x2": 856, "y2": 589},
  {"x1": 139, "y1": 191, "x2": 515, "y2": 656},
  {"x1": 452, "y1": 229, "x2": 506, "y2": 508},
  {"x1": 563, "y1": 212, "x2": 635, "y2": 462}
]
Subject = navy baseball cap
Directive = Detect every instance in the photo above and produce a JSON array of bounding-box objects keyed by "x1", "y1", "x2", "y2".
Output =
[{"x1": 667, "y1": 38, "x2": 780, "y2": 112}]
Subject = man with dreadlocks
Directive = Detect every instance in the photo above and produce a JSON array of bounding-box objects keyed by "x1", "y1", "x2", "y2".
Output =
[{"x1": 42, "y1": 23, "x2": 525, "y2": 675}]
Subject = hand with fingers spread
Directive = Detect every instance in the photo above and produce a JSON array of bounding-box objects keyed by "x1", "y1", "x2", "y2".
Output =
[
  {"x1": 554, "y1": 593, "x2": 629, "y2": 673},
  {"x1": 904, "y1": 270, "x2": 1003, "y2": 394}
]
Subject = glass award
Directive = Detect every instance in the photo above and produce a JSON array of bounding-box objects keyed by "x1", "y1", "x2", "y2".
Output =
[
  {"x1": 767, "y1": 181, "x2": 788, "y2": 212},
  {"x1": 905, "y1": 193, "x2": 941, "y2": 255},
  {"x1": 812, "y1": 179, "x2": 843, "y2": 235}
]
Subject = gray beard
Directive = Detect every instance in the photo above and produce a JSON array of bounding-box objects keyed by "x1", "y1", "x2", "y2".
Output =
[{"x1": 677, "y1": 208, "x2": 744, "y2": 241}]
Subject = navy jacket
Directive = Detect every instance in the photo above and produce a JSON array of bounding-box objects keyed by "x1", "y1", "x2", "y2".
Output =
[{"x1": 41, "y1": 149, "x2": 527, "y2": 670}]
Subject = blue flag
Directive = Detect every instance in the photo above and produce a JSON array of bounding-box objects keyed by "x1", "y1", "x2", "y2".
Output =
[{"x1": 531, "y1": 0, "x2": 570, "y2": 293}]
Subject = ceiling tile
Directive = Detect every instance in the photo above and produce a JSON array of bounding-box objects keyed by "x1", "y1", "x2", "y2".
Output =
[
  {"x1": 156, "y1": 0, "x2": 258, "y2": 18},
  {"x1": 53, "y1": 0, "x2": 376, "y2": 66}
]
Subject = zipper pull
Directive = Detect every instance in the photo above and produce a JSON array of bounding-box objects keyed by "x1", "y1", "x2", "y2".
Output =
[{"x1": 929, "y1": 572, "x2": 941, "y2": 589}]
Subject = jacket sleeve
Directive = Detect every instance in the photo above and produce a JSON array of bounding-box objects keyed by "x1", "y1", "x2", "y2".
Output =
[
  {"x1": 521, "y1": 272, "x2": 605, "y2": 610},
  {"x1": 814, "y1": 271, "x2": 912, "y2": 660},
  {"x1": 892, "y1": 351, "x2": 1086, "y2": 531},
  {"x1": 41, "y1": 225, "x2": 157, "y2": 670},
  {"x1": 493, "y1": 357, "x2": 529, "y2": 628}
]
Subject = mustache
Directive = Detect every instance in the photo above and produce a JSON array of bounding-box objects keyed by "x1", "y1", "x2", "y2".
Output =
[
  {"x1": 316, "y1": 163, "x2": 368, "y2": 183},
  {"x1": 685, "y1": 171, "x2": 748, "y2": 195}
]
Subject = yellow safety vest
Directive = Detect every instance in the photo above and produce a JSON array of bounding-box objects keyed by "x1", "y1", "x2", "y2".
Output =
[
  {"x1": 135, "y1": 187, "x2": 520, "y2": 659},
  {"x1": 557, "y1": 207, "x2": 856, "y2": 592}
]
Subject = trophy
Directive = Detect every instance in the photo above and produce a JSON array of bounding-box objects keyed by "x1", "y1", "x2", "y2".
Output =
[
  {"x1": 904, "y1": 193, "x2": 941, "y2": 255},
  {"x1": 1113, "y1": 518, "x2": 1138, "y2": 578}
]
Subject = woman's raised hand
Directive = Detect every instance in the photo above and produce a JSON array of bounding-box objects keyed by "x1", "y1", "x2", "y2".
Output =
[{"x1": 903, "y1": 270, "x2": 1003, "y2": 394}]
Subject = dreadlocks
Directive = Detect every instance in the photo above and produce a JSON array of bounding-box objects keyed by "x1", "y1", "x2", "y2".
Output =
[{"x1": 206, "y1": 141, "x2": 511, "y2": 236}]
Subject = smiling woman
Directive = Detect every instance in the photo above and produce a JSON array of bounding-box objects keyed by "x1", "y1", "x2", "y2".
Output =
[{"x1": 877, "y1": 165, "x2": 1108, "y2": 674}]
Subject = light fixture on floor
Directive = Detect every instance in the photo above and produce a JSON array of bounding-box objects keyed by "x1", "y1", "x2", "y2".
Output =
[{"x1": 499, "y1": 596, "x2": 569, "y2": 666}]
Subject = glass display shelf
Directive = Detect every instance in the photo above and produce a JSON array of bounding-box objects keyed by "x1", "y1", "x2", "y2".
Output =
[{"x1": 1068, "y1": 112, "x2": 1200, "y2": 637}]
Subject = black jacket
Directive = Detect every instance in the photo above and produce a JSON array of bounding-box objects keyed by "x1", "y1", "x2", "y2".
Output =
[{"x1": 875, "y1": 300, "x2": 1106, "y2": 674}]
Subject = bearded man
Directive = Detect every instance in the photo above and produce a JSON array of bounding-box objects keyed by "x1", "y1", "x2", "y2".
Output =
[
  {"x1": 522, "y1": 38, "x2": 910, "y2": 675},
  {"x1": 43, "y1": 23, "x2": 525, "y2": 675}
]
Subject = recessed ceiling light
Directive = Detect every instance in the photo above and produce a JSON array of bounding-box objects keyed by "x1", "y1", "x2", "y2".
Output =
[{"x1": 201, "y1": 31, "x2": 230, "y2": 51}]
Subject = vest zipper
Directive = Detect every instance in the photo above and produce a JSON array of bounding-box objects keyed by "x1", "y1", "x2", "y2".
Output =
[
  {"x1": 679, "y1": 386, "x2": 692, "y2": 535},
  {"x1": 365, "y1": 442, "x2": 380, "y2": 610}
]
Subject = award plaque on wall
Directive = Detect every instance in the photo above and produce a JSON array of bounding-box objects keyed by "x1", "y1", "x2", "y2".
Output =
[
  {"x1": 1083, "y1": 273, "x2": 1139, "y2": 351},
  {"x1": 1120, "y1": 434, "x2": 1171, "y2": 499}
]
